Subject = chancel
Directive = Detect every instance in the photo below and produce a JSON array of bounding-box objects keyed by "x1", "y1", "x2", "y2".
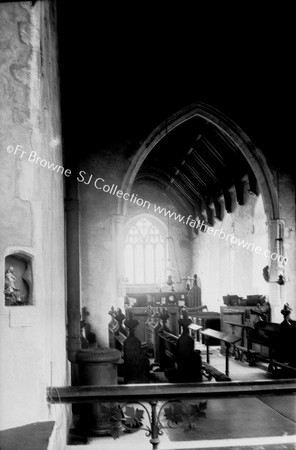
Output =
[{"x1": 0, "y1": 2, "x2": 296, "y2": 450}]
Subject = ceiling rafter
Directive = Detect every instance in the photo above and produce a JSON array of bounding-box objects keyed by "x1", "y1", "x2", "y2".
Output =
[
  {"x1": 191, "y1": 149, "x2": 220, "y2": 183},
  {"x1": 165, "y1": 185, "x2": 194, "y2": 216},
  {"x1": 201, "y1": 138, "x2": 228, "y2": 168},
  {"x1": 170, "y1": 177, "x2": 197, "y2": 208},
  {"x1": 174, "y1": 168, "x2": 203, "y2": 199},
  {"x1": 132, "y1": 115, "x2": 258, "y2": 228},
  {"x1": 181, "y1": 160, "x2": 208, "y2": 188}
]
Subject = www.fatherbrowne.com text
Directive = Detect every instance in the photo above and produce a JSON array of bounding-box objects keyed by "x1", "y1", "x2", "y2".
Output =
[{"x1": 76, "y1": 173, "x2": 287, "y2": 264}]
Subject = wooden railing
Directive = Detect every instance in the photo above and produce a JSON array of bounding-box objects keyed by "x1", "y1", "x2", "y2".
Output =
[{"x1": 47, "y1": 379, "x2": 296, "y2": 449}]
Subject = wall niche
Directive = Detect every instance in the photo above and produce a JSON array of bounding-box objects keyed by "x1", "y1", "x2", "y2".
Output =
[{"x1": 4, "y1": 254, "x2": 33, "y2": 306}]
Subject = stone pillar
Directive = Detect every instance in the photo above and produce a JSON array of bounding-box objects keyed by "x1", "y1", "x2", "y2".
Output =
[
  {"x1": 76, "y1": 347, "x2": 122, "y2": 436},
  {"x1": 65, "y1": 172, "x2": 83, "y2": 405},
  {"x1": 65, "y1": 177, "x2": 81, "y2": 366},
  {"x1": 112, "y1": 214, "x2": 125, "y2": 309},
  {"x1": 268, "y1": 219, "x2": 284, "y2": 322}
]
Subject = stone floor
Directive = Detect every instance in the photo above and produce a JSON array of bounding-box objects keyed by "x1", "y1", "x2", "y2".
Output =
[
  {"x1": 149, "y1": 343, "x2": 272, "y2": 384},
  {"x1": 66, "y1": 346, "x2": 296, "y2": 449},
  {"x1": 198, "y1": 344, "x2": 271, "y2": 381}
]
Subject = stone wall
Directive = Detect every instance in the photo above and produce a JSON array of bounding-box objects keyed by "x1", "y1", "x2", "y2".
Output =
[
  {"x1": 191, "y1": 195, "x2": 269, "y2": 312},
  {"x1": 0, "y1": 2, "x2": 69, "y2": 448},
  {"x1": 78, "y1": 145, "x2": 191, "y2": 345},
  {"x1": 272, "y1": 172, "x2": 296, "y2": 322},
  {"x1": 78, "y1": 148, "x2": 296, "y2": 343},
  {"x1": 190, "y1": 188, "x2": 296, "y2": 321},
  {"x1": 78, "y1": 145, "x2": 131, "y2": 346}
]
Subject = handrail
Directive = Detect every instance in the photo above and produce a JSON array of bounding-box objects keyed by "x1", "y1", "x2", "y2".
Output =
[
  {"x1": 47, "y1": 379, "x2": 296, "y2": 404},
  {"x1": 47, "y1": 380, "x2": 296, "y2": 449}
]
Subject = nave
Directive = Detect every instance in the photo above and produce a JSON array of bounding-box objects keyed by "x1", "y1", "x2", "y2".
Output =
[{"x1": 1, "y1": 3, "x2": 295, "y2": 449}]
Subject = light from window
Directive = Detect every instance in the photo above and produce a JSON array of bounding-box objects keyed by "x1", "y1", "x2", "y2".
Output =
[{"x1": 125, "y1": 217, "x2": 166, "y2": 284}]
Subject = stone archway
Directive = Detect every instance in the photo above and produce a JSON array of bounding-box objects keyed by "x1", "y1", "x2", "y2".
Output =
[
  {"x1": 114, "y1": 102, "x2": 281, "y2": 314},
  {"x1": 118, "y1": 102, "x2": 278, "y2": 221}
]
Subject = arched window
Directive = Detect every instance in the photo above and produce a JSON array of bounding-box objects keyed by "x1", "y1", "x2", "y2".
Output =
[{"x1": 124, "y1": 216, "x2": 167, "y2": 285}]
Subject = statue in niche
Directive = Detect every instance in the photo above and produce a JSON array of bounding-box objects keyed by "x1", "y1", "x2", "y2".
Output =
[
  {"x1": 166, "y1": 274, "x2": 175, "y2": 291},
  {"x1": 4, "y1": 266, "x2": 24, "y2": 305}
]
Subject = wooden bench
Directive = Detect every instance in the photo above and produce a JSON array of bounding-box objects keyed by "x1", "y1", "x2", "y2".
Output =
[
  {"x1": 158, "y1": 329, "x2": 178, "y2": 372},
  {"x1": 108, "y1": 307, "x2": 150, "y2": 383},
  {"x1": 158, "y1": 329, "x2": 203, "y2": 382},
  {"x1": 144, "y1": 307, "x2": 163, "y2": 361},
  {"x1": 234, "y1": 345, "x2": 258, "y2": 366},
  {"x1": 269, "y1": 359, "x2": 296, "y2": 376},
  {"x1": 158, "y1": 329, "x2": 229, "y2": 382},
  {"x1": 223, "y1": 321, "x2": 256, "y2": 364},
  {"x1": 224, "y1": 319, "x2": 296, "y2": 377},
  {"x1": 201, "y1": 328, "x2": 241, "y2": 377},
  {"x1": 202, "y1": 361, "x2": 231, "y2": 382},
  {"x1": 108, "y1": 307, "x2": 128, "y2": 350}
]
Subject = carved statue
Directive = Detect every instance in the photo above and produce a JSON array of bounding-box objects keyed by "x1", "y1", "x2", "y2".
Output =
[
  {"x1": 166, "y1": 275, "x2": 175, "y2": 292},
  {"x1": 281, "y1": 303, "x2": 292, "y2": 320},
  {"x1": 4, "y1": 266, "x2": 21, "y2": 305}
]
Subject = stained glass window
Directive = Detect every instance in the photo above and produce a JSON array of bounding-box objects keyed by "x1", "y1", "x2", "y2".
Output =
[{"x1": 124, "y1": 217, "x2": 167, "y2": 284}]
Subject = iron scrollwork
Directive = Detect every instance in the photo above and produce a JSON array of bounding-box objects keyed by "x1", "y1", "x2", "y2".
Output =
[{"x1": 101, "y1": 398, "x2": 207, "y2": 449}]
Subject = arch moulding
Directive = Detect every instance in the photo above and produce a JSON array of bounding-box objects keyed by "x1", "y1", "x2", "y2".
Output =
[{"x1": 118, "y1": 102, "x2": 279, "y2": 222}]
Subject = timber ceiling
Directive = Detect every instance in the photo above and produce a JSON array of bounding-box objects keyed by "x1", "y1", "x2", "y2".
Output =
[{"x1": 135, "y1": 116, "x2": 259, "y2": 225}]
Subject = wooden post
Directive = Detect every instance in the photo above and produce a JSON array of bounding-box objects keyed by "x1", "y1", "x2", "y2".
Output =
[
  {"x1": 225, "y1": 342, "x2": 230, "y2": 377},
  {"x1": 206, "y1": 339, "x2": 210, "y2": 364}
]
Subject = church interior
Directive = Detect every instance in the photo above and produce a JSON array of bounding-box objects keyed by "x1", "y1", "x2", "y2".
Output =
[{"x1": 0, "y1": 1, "x2": 295, "y2": 449}]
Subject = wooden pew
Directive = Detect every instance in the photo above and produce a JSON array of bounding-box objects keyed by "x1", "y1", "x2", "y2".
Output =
[
  {"x1": 159, "y1": 331, "x2": 202, "y2": 382},
  {"x1": 158, "y1": 329, "x2": 179, "y2": 373},
  {"x1": 246, "y1": 318, "x2": 296, "y2": 376},
  {"x1": 108, "y1": 307, "x2": 128, "y2": 351},
  {"x1": 224, "y1": 305, "x2": 296, "y2": 378},
  {"x1": 108, "y1": 307, "x2": 150, "y2": 383},
  {"x1": 224, "y1": 321, "x2": 258, "y2": 366},
  {"x1": 144, "y1": 306, "x2": 162, "y2": 360},
  {"x1": 202, "y1": 361, "x2": 231, "y2": 382},
  {"x1": 123, "y1": 309, "x2": 150, "y2": 383},
  {"x1": 158, "y1": 309, "x2": 230, "y2": 382},
  {"x1": 157, "y1": 307, "x2": 176, "y2": 372}
]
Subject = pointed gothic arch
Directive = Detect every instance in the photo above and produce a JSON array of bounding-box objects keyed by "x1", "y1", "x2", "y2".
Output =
[
  {"x1": 118, "y1": 102, "x2": 278, "y2": 222},
  {"x1": 113, "y1": 102, "x2": 281, "y2": 312}
]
